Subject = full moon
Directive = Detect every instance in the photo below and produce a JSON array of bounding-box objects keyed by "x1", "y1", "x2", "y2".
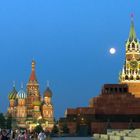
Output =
[{"x1": 109, "y1": 48, "x2": 116, "y2": 54}]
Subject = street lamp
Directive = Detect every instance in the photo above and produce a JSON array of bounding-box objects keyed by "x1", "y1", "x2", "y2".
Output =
[{"x1": 36, "y1": 116, "x2": 42, "y2": 126}]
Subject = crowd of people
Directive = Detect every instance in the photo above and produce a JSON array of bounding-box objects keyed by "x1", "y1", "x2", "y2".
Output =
[{"x1": 0, "y1": 129, "x2": 50, "y2": 140}]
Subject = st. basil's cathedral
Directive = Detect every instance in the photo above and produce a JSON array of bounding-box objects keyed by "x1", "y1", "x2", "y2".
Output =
[{"x1": 7, "y1": 60, "x2": 54, "y2": 131}]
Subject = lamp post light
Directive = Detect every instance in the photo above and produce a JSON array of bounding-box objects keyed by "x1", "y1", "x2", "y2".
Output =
[{"x1": 37, "y1": 116, "x2": 42, "y2": 124}]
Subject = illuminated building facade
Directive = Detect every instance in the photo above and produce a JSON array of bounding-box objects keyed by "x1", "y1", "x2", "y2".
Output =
[
  {"x1": 119, "y1": 16, "x2": 140, "y2": 97},
  {"x1": 8, "y1": 60, "x2": 54, "y2": 131}
]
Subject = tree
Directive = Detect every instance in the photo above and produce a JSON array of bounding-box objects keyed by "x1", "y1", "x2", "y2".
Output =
[
  {"x1": 34, "y1": 125, "x2": 43, "y2": 134},
  {"x1": 51, "y1": 124, "x2": 59, "y2": 134},
  {"x1": 0, "y1": 113, "x2": 6, "y2": 128},
  {"x1": 6, "y1": 116, "x2": 12, "y2": 129},
  {"x1": 62, "y1": 123, "x2": 69, "y2": 134}
]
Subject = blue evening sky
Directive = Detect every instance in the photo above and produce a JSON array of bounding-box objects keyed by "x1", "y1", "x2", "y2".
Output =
[{"x1": 0, "y1": 1, "x2": 140, "y2": 118}]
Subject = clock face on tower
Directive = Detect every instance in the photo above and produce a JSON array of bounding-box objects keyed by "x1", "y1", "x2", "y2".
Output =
[{"x1": 130, "y1": 61, "x2": 138, "y2": 69}]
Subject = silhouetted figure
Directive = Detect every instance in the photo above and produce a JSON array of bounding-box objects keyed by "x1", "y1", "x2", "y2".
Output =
[{"x1": 0, "y1": 130, "x2": 9, "y2": 140}]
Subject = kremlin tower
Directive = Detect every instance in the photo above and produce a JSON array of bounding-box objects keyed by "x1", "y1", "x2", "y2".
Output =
[
  {"x1": 119, "y1": 15, "x2": 140, "y2": 97},
  {"x1": 7, "y1": 60, "x2": 54, "y2": 131}
]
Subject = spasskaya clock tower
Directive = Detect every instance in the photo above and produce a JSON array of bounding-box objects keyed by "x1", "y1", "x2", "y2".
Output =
[{"x1": 119, "y1": 15, "x2": 140, "y2": 97}]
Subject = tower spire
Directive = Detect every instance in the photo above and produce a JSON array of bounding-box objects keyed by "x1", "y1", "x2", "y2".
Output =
[
  {"x1": 29, "y1": 60, "x2": 37, "y2": 82},
  {"x1": 129, "y1": 13, "x2": 136, "y2": 41},
  {"x1": 32, "y1": 60, "x2": 35, "y2": 71}
]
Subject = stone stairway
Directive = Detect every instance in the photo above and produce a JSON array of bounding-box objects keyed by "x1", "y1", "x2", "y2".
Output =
[{"x1": 93, "y1": 129, "x2": 140, "y2": 140}]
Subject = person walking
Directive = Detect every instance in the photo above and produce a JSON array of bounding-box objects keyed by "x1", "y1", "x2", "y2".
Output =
[
  {"x1": 10, "y1": 130, "x2": 16, "y2": 140},
  {"x1": 38, "y1": 131, "x2": 46, "y2": 140},
  {"x1": 0, "y1": 130, "x2": 9, "y2": 140},
  {"x1": 17, "y1": 132, "x2": 26, "y2": 140}
]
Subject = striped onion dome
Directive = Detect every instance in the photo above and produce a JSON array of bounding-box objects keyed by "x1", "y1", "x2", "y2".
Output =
[
  {"x1": 17, "y1": 89, "x2": 27, "y2": 99},
  {"x1": 8, "y1": 86, "x2": 17, "y2": 100}
]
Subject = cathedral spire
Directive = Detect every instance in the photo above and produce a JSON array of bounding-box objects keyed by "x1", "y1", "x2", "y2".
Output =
[
  {"x1": 32, "y1": 60, "x2": 35, "y2": 71},
  {"x1": 29, "y1": 60, "x2": 37, "y2": 82},
  {"x1": 129, "y1": 14, "x2": 136, "y2": 41}
]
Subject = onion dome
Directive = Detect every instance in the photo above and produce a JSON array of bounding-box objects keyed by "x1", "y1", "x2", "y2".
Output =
[
  {"x1": 44, "y1": 87, "x2": 52, "y2": 97},
  {"x1": 32, "y1": 101, "x2": 42, "y2": 106},
  {"x1": 17, "y1": 84, "x2": 27, "y2": 99},
  {"x1": 8, "y1": 86, "x2": 17, "y2": 100}
]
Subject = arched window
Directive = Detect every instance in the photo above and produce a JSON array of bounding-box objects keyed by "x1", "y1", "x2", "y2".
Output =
[
  {"x1": 125, "y1": 75, "x2": 129, "y2": 80},
  {"x1": 128, "y1": 44, "x2": 130, "y2": 50},
  {"x1": 130, "y1": 76, "x2": 133, "y2": 80},
  {"x1": 132, "y1": 70, "x2": 134, "y2": 74},
  {"x1": 132, "y1": 43, "x2": 135, "y2": 49},
  {"x1": 136, "y1": 76, "x2": 139, "y2": 80}
]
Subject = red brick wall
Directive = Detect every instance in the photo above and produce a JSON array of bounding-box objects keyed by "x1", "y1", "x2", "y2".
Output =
[{"x1": 126, "y1": 82, "x2": 140, "y2": 98}]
